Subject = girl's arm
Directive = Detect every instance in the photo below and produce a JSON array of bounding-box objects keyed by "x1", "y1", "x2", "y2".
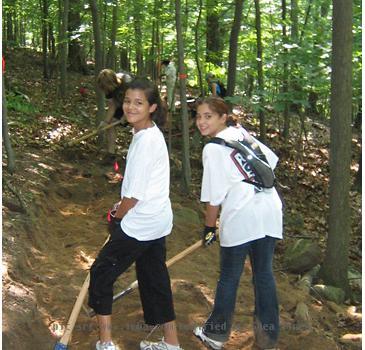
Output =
[
  {"x1": 105, "y1": 99, "x2": 117, "y2": 123},
  {"x1": 211, "y1": 83, "x2": 218, "y2": 96},
  {"x1": 205, "y1": 203, "x2": 220, "y2": 227},
  {"x1": 114, "y1": 197, "x2": 138, "y2": 220}
]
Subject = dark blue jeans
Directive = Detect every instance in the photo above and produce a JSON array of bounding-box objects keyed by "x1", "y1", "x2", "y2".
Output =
[{"x1": 203, "y1": 236, "x2": 279, "y2": 348}]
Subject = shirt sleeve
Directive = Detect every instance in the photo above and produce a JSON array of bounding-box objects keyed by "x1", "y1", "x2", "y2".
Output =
[
  {"x1": 200, "y1": 144, "x2": 231, "y2": 206},
  {"x1": 122, "y1": 134, "x2": 155, "y2": 201}
]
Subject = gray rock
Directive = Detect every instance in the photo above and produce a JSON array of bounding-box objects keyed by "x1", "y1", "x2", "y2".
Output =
[{"x1": 283, "y1": 239, "x2": 322, "y2": 273}]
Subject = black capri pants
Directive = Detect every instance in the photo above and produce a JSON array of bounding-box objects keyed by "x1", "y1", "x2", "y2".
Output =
[{"x1": 88, "y1": 221, "x2": 176, "y2": 325}]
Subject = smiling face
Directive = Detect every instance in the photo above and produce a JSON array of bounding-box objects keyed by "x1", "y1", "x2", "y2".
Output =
[
  {"x1": 123, "y1": 89, "x2": 157, "y2": 132},
  {"x1": 196, "y1": 103, "x2": 227, "y2": 137}
]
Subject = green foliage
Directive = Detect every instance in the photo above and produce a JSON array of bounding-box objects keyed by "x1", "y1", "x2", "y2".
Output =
[
  {"x1": 6, "y1": 92, "x2": 38, "y2": 115},
  {"x1": 3, "y1": 0, "x2": 361, "y2": 123}
]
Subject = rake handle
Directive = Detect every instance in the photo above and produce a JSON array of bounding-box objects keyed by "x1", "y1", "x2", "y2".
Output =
[{"x1": 54, "y1": 237, "x2": 110, "y2": 349}]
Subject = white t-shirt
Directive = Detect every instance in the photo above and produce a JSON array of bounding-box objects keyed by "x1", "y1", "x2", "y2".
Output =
[
  {"x1": 201, "y1": 126, "x2": 283, "y2": 247},
  {"x1": 163, "y1": 63, "x2": 177, "y2": 85},
  {"x1": 120, "y1": 124, "x2": 173, "y2": 241}
]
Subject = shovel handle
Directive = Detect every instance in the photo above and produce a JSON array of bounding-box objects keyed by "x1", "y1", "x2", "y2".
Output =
[{"x1": 67, "y1": 119, "x2": 124, "y2": 146}]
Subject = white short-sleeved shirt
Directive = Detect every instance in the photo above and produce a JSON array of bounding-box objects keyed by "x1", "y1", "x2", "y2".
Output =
[
  {"x1": 163, "y1": 63, "x2": 177, "y2": 85},
  {"x1": 201, "y1": 126, "x2": 283, "y2": 247},
  {"x1": 120, "y1": 124, "x2": 173, "y2": 241}
]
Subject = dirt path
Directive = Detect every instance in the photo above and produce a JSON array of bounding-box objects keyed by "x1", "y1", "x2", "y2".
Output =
[{"x1": 4, "y1": 148, "x2": 358, "y2": 350}]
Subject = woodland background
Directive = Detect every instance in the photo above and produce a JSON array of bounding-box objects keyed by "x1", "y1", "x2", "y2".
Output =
[{"x1": 2, "y1": 0, "x2": 363, "y2": 349}]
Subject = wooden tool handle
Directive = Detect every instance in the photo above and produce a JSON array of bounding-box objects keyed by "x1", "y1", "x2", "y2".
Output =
[
  {"x1": 56, "y1": 236, "x2": 110, "y2": 347},
  {"x1": 67, "y1": 119, "x2": 124, "y2": 146},
  {"x1": 110, "y1": 240, "x2": 202, "y2": 305}
]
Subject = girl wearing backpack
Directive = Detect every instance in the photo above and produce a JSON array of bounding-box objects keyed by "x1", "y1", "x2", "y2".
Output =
[
  {"x1": 205, "y1": 72, "x2": 226, "y2": 98},
  {"x1": 193, "y1": 96, "x2": 282, "y2": 350},
  {"x1": 88, "y1": 77, "x2": 183, "y2": 350}
]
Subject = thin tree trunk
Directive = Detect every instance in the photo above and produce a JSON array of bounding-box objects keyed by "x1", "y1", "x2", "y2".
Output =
[
  {"x1": 59, "y1": 0, "x2": 69, "y2": 97},
  {"x1": 282, "y1": 0, "x2": 290, "y2": 141},
  {"x1": 254, "y1": 0, "x2": 266, "y2": 142},
  {"x1": 290, "y1": 0, "x2": 299, "y2": 41},
  {"x1": 2, "y1": 75, "x2": 16, "y2": 174},
  {"x1": 206, "y1": 0, "x2": 223, "y2": 66},
  {"x1": 89, "y1": 0, "x2": 105, "y2": 125},
  {"x1": 133, "y1": 0, "x2": 144, "y2": 75},
  {"x1": 227, "y1": 0, "x2": 244, "y2": 96},
  {"x1": 175, "y1": 0, "x2": 191, "y2": 193},
  {"x1": 320, "y1": 0, "x2": 352, "y2": 296},
  {"x1": 106, "y1": 1, "x2": 118, "y2": 70},
  {"x1": 194, "y1": 0, "x2": 204, "y2": 96},
  {"x1": 299, "y1": 0, "x2": 313, "y2": 44},
  {"x1": 40, "y1": 0, "x2": 49, "y2": 79}
]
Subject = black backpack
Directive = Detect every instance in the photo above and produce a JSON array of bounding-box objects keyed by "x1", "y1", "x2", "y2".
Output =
[
  {"x1": 217, "y1": 81, "x2": 227, "y2": 97},
  {"x1": 208, "y1": 137, "x2": 276, "y2": 188}
]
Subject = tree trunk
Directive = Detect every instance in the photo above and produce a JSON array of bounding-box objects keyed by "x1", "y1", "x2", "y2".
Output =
[
  {"x1": 59, "y1": 0, "x2": 69, "y2": 98},
  {"x1": 89, "y1": 0, "x2": 105, "y2": 125},
  {"x1": 194, "y1": 0, "x2": 204, "y2": 96},
  {"x1": 2, "y1": 75, "x2": 16, "y2": 174},
  {"x1": 320, "y1": 0, "x2": 353, "y2": 296},
  {"x1": 299, "y1": 0, "x2": 313, "y2": 44},
  {"x1": 40, "y1": 0, "x2": 50, "y2": 79},
  {"x1": 120, "y1": 48, "x2": 130, "y2": 72},
  {"x1": 68, "y1": 3, "x2": 89, "y2": 74},
  {"x1": 282, "y1": 0, "x2": 290, "y2": 142},
  {"x1": 254, "y1": 0, "x2": 266, "y2": 142},
  {"x1": 133, "y1": 0, "x2": 144, "y2": 75},
  {"x1": 206, "y1": 0, "x2": 223, "y2": 67},
  {"x1": 175, "y1": 0, "x2": 191, "y2": 193},
  {"x1": 290, "y1": 0, "x2": 299, "y2": 41},
  {"x1": 106, "y1": 1, "x2": 118, "y2": 70},
  {"x1": 227, "y1": 0, "x2": 244, "y2": 96}
]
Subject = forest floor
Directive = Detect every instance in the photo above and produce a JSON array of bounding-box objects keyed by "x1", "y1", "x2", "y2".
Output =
[{"x1": 2, "y1": 47, "x2": 362, "y2": 350}]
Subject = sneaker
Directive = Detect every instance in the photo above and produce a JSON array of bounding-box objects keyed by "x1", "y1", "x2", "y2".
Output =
[
  {"x1": 193, "y1": 327, "x2": 224, "y2": 350},
  {"x1": 140, "y1": 338, "x2": 183, "y2": 350},
  {"x1": 96, "y1": 340, "x2": 120, "y2": 350}
]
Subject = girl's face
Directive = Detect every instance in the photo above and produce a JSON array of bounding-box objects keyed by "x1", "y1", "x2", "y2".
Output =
[
  {"x1": 123, "y1": 89, "x2": 157, "y2": 132},
  {"x1": 196, "y1": 103, "x2": 227, "y2": 137}
]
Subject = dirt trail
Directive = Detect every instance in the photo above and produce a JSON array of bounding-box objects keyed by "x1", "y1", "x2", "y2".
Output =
[{"x1": 3, "y1": 149, "x2": 355, "y2": 350}]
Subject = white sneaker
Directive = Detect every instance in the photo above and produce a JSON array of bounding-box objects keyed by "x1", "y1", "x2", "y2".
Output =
[
  {"x1": 193, "y1": 327, "x2": 224, "y2": 350},
  {"x1": 140, "y1": 338, "x2": 183, "y2": 350},
  {"x1": 96, "y1": 340, "x2": 120, "y2": 350}
]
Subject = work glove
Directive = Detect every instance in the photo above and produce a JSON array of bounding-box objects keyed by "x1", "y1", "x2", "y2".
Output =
[{"x1": 202, "y1": 226, "x2": 217, "y2": 247}]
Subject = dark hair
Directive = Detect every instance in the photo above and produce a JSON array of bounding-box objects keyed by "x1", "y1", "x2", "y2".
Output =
[
  {"x1": 161, "y1": 60, "x2": 170, "y2": 66},
  {"x1": 196, "y1": 96, "x2": 237, "y2": 126},
  {"x1": 125, "y1": 77, "x2": 167, "y2": 128}
]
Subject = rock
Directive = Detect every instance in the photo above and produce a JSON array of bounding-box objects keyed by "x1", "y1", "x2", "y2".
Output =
[
  {"x1": 173, "y1": 206, "x2": 201, "y2": 226},
  {"x1": 312, "y1": 284, "x2": 345, "y2": 304},
  {"x1": 297, "y1": 264, "x2": 321, "y2": 292},
  {"x1": 339, "y1": 333, "x2": 362, "y2": 348},
  {"x1": 294, "y1": 301, "x2": 312, "y2": 331},
  {"x1": 348, "y1": 267, "x2": 361, "y2": 290},
  {"x1": 283, "y1": 239, "x2": 322, "y2": 273},
  {"x1": 326, "y1": 300, "x2": 345, "y2": 314}
]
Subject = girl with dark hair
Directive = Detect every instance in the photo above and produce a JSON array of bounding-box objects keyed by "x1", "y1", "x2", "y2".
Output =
[
  {"x1": 88, "y1": 77, "x2": 182, "y2": 350},
  {"x1": 193, "y1": 96, "x2": 282, "y2": 350}
]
